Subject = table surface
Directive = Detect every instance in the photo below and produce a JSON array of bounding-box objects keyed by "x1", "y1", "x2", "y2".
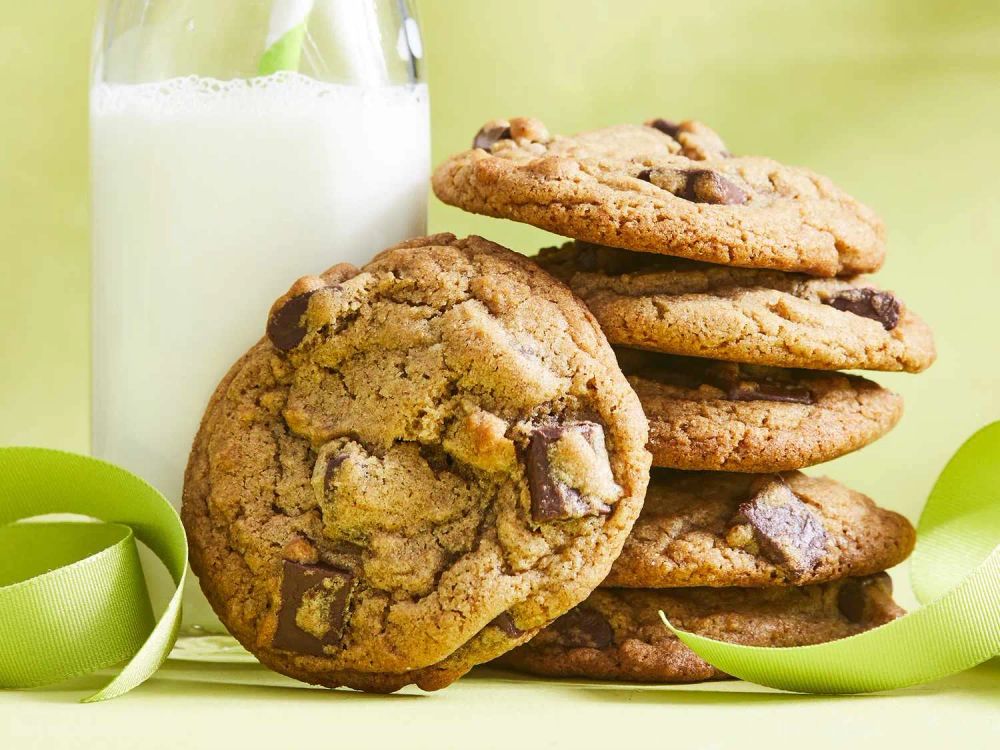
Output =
[{"x1": 3, "y1": 659, "x2": 997, "y2": 749}]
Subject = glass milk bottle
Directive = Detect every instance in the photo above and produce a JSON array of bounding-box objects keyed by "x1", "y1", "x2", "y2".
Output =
[{"x1": 90, "y1": 0, "x2": 429, "y2": 635}]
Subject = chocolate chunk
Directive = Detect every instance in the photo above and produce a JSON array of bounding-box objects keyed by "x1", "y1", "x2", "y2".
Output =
[
  {"x1": 837, "y1": 573, "x2": 892, "y2": 624},
  {"x1": 642, "y1": 168, "x2": 748, "y2": 205},
  {"x1": 647, "y1": 118, "x2": 681, "y2": 138},
  {"x1": 267, "y1": 291, "x2": 315, "y2": 352},
  {"x1": 526, "y1": 422, "x2": 613, "y2": 522},
  {"x1": 554, "y1": 606, "x2": 614, "y2": 649},
  {"x1": 490, "y1": 612, "x2": 523, "y2": 638},
  {"x1": 731, "y1": 476, "x2": 828, "y2": 579},
  {"x1": 473, "y1": 124, "x2": 512, "y2": 150},
  {"x1": 823, "y1": 288, "x2": 900, "y2": 331},
  {"x1": 323, "y1": 453, "x2": 349, "y2": 491},
  {"x1": 687, "y1": 169, "x2": 749, "y2": 205},
  {"x1": 727, "y1": 381, "x2": 815, "y2": 405},
  {"x1": 272, "y1": 560, "x2": 355, "y2": 655}
]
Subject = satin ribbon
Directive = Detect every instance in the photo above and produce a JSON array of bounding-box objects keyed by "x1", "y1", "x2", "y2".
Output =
[{"x1": 0, "y1": 448, "x2": 186, "y2": 702}]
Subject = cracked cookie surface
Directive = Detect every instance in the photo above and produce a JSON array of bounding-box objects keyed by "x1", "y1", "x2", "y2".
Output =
[
  {"x1": 538, "y1": 243, "x2": 936, "y2": 372},
  {"x1": 432, "y1": 117, "x2": 885, "y2": 277},
  {"x1": 182, "y1": 234, "x2": 650, "y2": 692},
  {"x1": 616, "y1": 349, "x2": 904, "y2": 472},
  {"x1": 605, "y1": 470, "x2": 914, "y2": 588},
  {"x1": 496, "y1": 575, "x2": 902, "y2": 682}
]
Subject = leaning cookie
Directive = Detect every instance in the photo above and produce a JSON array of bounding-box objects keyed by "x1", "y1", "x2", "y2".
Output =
[
  {"x1": 604, "y1": 470, "x2": 915, "y2": 588},
  {"x1": 538, "y1": 243, "x2": 935, "y2": 373},
  {"x1": 432, "y1": 117, "x2": 884, "y2": 277},
  {"x1": 615, "y1": 349, "x2": 903, "y2": 472},
  {"x1": 495, "y1": 575, "x2": 901, "y2": 683},
  {"x1": 182, "y1": 233, "x2": 651, "y2": 693}
]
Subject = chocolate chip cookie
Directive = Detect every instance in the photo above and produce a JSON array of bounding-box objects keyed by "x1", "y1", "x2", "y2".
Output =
[
  {"x1": 433, "y1": 117, "x2": 885, "y2": 277},
  {"x1": 182, "y1": 234, "x2": 651, "y2": 692},
  {"x1": 615, "y1": 349, "x2": 904, "y2": 472},
  {"x1": 605, "y1": 470, "x2": 915, "y2": 588},
  {"x1": 495, "y1": 574, "x2": 901, "y2": 682},
  {"x1": 538, "y1": 243, "x2": 936, "y2": 372}
]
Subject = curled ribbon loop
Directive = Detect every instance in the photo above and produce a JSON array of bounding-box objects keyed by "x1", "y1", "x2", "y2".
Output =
[{"x1": 0, "y1": 448, "x2": 186, "y2": 702}]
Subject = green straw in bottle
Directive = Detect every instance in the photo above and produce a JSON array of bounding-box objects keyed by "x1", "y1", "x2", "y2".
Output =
[{"x1": 259, "y1": 0, "x2": 314, "y2": 75}]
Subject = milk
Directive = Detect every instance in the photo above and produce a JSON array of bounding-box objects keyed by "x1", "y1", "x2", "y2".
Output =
[{"x1": 90, "y1": 73, "x2": 429, "y2": 626}]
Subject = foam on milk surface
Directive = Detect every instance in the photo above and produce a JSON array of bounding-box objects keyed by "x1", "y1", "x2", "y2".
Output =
[{"x1": 91, "y1": 74, "x2": 429, "y2": 624}]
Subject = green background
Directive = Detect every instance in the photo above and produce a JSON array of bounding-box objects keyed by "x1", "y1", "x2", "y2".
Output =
[
  {"x1": 0, "y1": 1, "x2": 997, "y2": 745},
  {"x1": 3, "y1": 0, "x2": 998, "y2": 529}
]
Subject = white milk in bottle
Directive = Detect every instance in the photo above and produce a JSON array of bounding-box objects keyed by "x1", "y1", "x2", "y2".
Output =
[{"x1": 90, "y1": 73, "x2": 429, "y2": 626}]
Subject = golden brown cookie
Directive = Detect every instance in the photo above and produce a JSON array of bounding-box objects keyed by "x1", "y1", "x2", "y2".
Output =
[
  {"x1": 433, "y1": 117, "x2": 885, "y2": 277},
  {"x1": 496, "y1": 575, "x2": 902, "y2": 683},
  {"x1": 182, "y1": 234, "x2": 650, "y2": 692},
  {"x1": 616, "y1": 349, "x2": 904, "y2": 472},
  {"x1": 537, "y1": 243, "x2": 936, "y2": 373},
  {"x1": 605, "y1": 470, "x2": 915, "y2": 588}
]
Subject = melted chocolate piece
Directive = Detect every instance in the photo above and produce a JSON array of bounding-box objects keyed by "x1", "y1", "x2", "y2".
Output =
[
  {"x1": 647, "y1": 118, "x2": 681, "y2": 138},
  {"x1": 823, "y1": 288, "x2": 900, "y2": 331},
  {"x1": 473, "y1": 124, "x2": 512, "y2": 150},
  {"x1": 490, "y1": 612, "x2": 523, "y2": 638},
  {"x1": 837, "y1": 573, "x2": 892, "y2": 624},
  {"x1": 733, "y1": 476, "x2": 828, "y2": 579},
  {"x1": 555, "y1": 606, "x2": 614, "y2": 649},
  {"x1": 526, "y1": 423, "x2": 611, "y2": 522},
  {"x1": 267, "y1": 291, "x2": 316, "y2": 352},
  {"x1": 639, "y1": 168, "x2": 748, "y2": 205},
  {"x1": 687, "y1": 169, "x2": 748, "y2": 205},
  {"x1": 272, "y1": 561, "x2": 355, "y2": 655}
]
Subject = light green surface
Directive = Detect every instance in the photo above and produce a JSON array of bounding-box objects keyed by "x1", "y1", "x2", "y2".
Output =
[
  {"x1": 2, "y1": 662, "x2": 998, "y2": 750},
  {"x1": 1, "y1": 0, "x2": 997, "y2": 746}
]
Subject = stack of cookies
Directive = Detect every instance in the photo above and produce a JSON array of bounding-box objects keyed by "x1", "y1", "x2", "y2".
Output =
[
  {"x1": 432, "y1": 117, "x2": 935, "y2": 682},
  {"x1": 181, "y1": 117, "x2": 934, "y2": 692}
]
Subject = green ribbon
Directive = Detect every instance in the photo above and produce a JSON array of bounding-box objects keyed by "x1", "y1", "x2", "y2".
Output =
[
  {"x1": 0, "y1": 447, "x2": 186, "y2": 702},
  {"x1": 662, "y1": 420, "x2": 1000, "y2": 693}
]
